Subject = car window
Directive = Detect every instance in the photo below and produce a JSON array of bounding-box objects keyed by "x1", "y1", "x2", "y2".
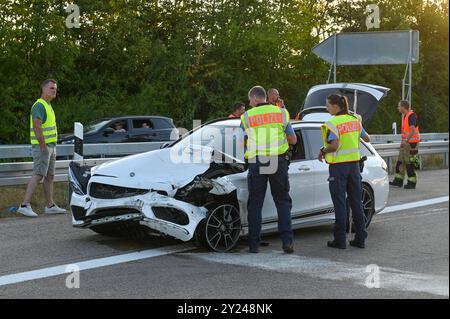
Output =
[
  {"x1": 152, "y1": 118, "x2": 173, "y2": 129},
  {"x1": 109, "y1": 120, "x2": 128, "y2": 133},
  {"x1": 302, "y1": 128, "x2": 324, "y2": 160},
  {"x1": 303, "y1": 127, "x2": 374, "y2": 159},
  {"x1": 172, "y1": 124, "x2": 245, "y2": 161},
  {"x1": 85, "y1": 120, "x2": 110, "y2": 134},
  {"x1": 291, "y1": 129, "x2": 306, "y2": 161},
  {"x1": 360, "y1": 142, "x2": 374, "y2": 157},
  {"x1": 132, "y1": 119, "x2": 153, "y2": 129}
]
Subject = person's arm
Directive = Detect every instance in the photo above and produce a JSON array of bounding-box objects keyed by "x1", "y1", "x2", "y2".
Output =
[
  {"x1": 318, "y1": 139, "x2": 339, "y2": 162},
  {"x1": 406, "y1": 126, "x2": 416, "y2": 142},
  {"x1": 401, "y1": 114, "x2": 417, "y2": 146},
  {"x1": 32, "y1": 119, "x2": 47, "y2": 152},
  {"x1": 361, "y1": 127, "x2": 370, "y2": 143},
  {"x1": 284, "y1": 123, "x2": 297, "y2": 145},
  {"x1": 31, "y1": 103, "x2": 47, "y2": 152},
  {"x1": 318, "y1": 130, "x2": 339, "y2": 162},
  {"x1": 239, "y1": 123, "x2": 247, "y2": 149}
]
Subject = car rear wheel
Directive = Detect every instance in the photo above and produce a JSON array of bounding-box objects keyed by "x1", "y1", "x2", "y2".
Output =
[
  {"x1": 347, "y1": 183, "x2": 375, "y2": 232},
  {"x1": 196, "y1": 204, "x2": 241, "y2": 252}
]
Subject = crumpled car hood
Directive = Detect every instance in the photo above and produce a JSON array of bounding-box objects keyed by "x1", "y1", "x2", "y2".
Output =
[{"x1": 90, "y1": 145, "x2": 214, "y2": 193}]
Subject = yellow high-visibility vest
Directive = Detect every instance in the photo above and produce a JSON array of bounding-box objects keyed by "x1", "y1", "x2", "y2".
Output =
[
  {"x1": 241, "y1": 104, "x2": 289, "y2": 159},
  {"x1": 30, "y1": 98, "x2": 58, "y2": 145},
  {"x1": 321, "y1": 114, "x2": 361, "y2": 164}
]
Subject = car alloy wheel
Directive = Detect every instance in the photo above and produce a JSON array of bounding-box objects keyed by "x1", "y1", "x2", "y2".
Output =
[{"x1": 204, "y1": 204, "x2": 241, "y2": 252}]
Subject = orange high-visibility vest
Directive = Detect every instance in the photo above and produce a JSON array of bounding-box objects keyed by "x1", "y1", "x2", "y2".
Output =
[{"x1": 401, "y1": 111, "x2": 420, "y2": 143}]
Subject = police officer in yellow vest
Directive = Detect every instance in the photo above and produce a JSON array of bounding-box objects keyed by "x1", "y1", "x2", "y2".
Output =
[
  {"x1": 318, "y1": 94, "x2": 370, "y2": 249},
  {"x1": 18, "y1": 79, "x2": 67, "y2": 217},
  {"x1": 241, "y1": 86, "x2": 297, "y2": 253}
]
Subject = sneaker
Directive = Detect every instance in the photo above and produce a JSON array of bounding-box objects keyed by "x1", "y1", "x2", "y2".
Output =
[
  {"x1": 18, "y1": 204, "x2": 38, "y2": 217},
  {"x1": 45, "y1": 203, "x2": 67, "y2": 214}
]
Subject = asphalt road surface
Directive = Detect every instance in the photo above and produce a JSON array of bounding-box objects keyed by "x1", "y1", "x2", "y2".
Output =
[{"x1": 0, "y1": 169, "x2": 448, "y2": 299}]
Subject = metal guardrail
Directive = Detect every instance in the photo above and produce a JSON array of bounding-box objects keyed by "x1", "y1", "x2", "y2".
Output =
[
  {"x1": 370, "y1": 133, "x2": 448, "y2": 144},
  {"x1": 0, "y1": 134, "x2": 448, "y2": 186},
  {"x1": 0, "y1": 142, "x2": 165, "y2": 159}
]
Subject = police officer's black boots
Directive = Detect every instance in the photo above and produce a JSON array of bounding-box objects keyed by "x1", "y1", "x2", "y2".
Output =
[
  {"x1": 327, "y1": 240, "x2": 346, "y2": 249},
  {"x1": 349, "y1": 240, "x2": 365, "y2": 248},
  {"x1": 389, "y1": 178, "x2": 403, "y2": 187},
  {"x1": 404, "y1": 180, "x2": 416, "y2": 189},
  {"x1": 282, "y1": 244, "x2": 294, "y2": 254}
]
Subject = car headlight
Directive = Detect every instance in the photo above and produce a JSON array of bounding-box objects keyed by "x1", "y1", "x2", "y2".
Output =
[
  {"x1": 381, "y1": 159, "x2": 388, "y2": 171},
  {"x1": 68, "y1": 167, "x2": 85, "y2": 195}
]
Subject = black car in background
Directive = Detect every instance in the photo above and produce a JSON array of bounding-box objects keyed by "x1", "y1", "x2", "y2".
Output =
[{"x1": 58, "y1": 116, "x2": 179, "y2": 144}]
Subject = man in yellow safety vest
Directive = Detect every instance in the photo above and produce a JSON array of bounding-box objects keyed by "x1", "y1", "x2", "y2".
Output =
[
  {"x1": 241, "y1": 86, "x2": 297, "y2": 253},
  {"x1": 18, "y1": 79, "x2": 67, "y2": 217}
]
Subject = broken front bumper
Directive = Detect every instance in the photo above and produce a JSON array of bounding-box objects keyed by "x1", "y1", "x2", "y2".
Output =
[{"x1": 70, "y1": 191, "x2": 208, "y2": 242}]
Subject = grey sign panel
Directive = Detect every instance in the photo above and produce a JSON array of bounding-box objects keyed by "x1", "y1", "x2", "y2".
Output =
[{"x1": 313, "y1": 30, "x2": 419, "y2": 65}]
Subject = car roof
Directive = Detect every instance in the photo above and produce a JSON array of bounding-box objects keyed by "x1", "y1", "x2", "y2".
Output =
[
  {"x1": 207, "y1": 117, "x2": 324, "y2": 128},
  {"x1": 99, "y1": 115, "x2": 173, "y2": 121}
]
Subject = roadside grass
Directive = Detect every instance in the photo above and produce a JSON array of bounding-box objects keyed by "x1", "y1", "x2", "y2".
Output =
[
  {"x1": 385, "y1": 153, "x2": 447, "y2": 174},
  {"x1": 0, "y1": 182, "x2": 69, "y2": 218}
]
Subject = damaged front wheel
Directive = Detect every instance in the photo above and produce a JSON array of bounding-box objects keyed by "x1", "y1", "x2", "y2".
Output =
[{"x1": 197, "y1": 204, "x2": 241, "y2": 252}]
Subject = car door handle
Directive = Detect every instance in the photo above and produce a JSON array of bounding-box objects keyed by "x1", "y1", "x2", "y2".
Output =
[{"x1": 298, "y1": 166, "x2": 311, "y2": 171}]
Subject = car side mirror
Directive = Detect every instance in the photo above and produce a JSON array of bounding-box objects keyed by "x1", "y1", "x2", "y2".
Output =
[{"x1": 103, "y1": 127, "x2": 115, "y2": 136}]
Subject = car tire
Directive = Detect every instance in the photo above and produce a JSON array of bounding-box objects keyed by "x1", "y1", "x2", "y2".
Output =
[
  {"x1": 347, "y1": 183, "x2": 375, "y2": 232},
  {"x1": 195, "y1": 203, "x2": 241, "y2": 252}
]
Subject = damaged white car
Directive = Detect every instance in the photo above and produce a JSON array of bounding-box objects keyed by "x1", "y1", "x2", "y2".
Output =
[{"x1": 68, "y1": 83, "x2": 390, "y2": 252}]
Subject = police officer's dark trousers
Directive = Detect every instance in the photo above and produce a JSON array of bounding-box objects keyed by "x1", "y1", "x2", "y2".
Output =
[
  {"x1": 247, "y1": 156, "x2": 293, "y2": 249},
  {"x1": 328, "y1": 162, "x2": 368, "y2": 245}
]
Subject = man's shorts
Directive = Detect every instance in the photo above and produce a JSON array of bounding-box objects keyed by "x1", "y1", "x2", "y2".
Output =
[{"x1": 32, "y1": 144, "x2": 56, "y2": 176}]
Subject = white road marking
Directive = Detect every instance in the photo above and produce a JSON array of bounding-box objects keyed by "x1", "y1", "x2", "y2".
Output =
[
  {"x1": 374, "y1": 209, "x2": 448, "y2": 223},
  {"x1": 186, "y1": 251, "x2": 449, "y2": 297},
  {"x1": 0, "y1": 243, "x2": 195, "y2": 287},
  {"x1": 380, "y1": 196, "x2": 449, "y2": 214}
]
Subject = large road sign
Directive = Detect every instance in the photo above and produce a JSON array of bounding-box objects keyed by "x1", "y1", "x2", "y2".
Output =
[{"x1": 312, "y1": 30, "x2": 419, "y2": 65}]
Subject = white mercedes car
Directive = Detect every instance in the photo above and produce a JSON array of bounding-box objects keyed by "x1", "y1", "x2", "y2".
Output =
[{"x1": 68, "y1": 83, "x2": 390, "y2": 251}]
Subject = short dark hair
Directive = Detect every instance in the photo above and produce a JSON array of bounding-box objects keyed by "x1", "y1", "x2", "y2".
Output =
[
  {"x1": 233, "y1": 102, "x2": 245, "y2": 111},
  {"x1": 248, "y1": 86, "x2": 266, "y2": 100},
  {"x1": 399, "y1": 100, "x2": 410, "y2": 109},
  {"x1": 41, "y1": 79, "x2": 57, "y2": 89},
  {"x1": 327, "y1": 93, "x2": 349, "y2": 114}
]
